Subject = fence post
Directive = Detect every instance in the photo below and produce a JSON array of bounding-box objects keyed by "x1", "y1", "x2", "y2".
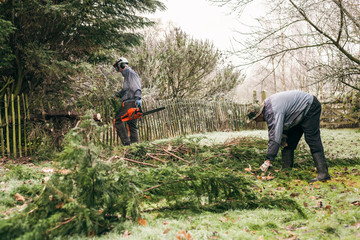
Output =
[
  {"x1": 253, "y1": 90, "x2": 258, "y2": 103},
  {"x1": 260, "y1": 90, "x2": 268, "y2": 130},
  {"x1": 12, "y1": 94, "x2": 17, "y2": 158},
  {"x1": 22, "y1": 94, "x2": 27, "y2": 156},
  {"x1": 17, "y1": 95, "x2": 22, "y2": 157},
  {"x1": 4, "y1": 94, "x2": 10, "y2": 157},
  {"x1": 0, "y1": 110, "x2": 4, "y2": 157},
  {"x1": 25, "y1": 95, "x2": 32, "y2": 155}
]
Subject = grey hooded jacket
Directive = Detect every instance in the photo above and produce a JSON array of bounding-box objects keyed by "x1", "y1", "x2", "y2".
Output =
[
  {"x1": 120, "y1": 67, "x2": 142, "y2": 102},
  {"x1": 263, "y1": 90, "x2": 314, "y2": 161}
]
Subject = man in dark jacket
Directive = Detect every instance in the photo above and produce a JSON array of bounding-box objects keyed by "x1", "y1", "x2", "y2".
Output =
[
  {"x1": 247, "y1": 90, "x2": 331, "y2": 182},
  {"x1": 113, "y1": 57, "x2": 142, "y2": 145}
]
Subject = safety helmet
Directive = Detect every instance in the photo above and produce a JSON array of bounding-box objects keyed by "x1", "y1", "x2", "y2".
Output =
[
  {"x1": 246, "y1": 103, "x2": 264, "y2": 123},
  {"x1": 113, "y1": 57, "x2": 129, "y2": 71}
]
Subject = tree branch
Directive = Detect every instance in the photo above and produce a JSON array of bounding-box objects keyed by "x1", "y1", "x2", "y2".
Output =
[
  {"x1": 288, "y1": 0, "x2": 360, "y2": 65},
  {"x1": 123, "y1": 157, "x2": 159, "y2": 168},
  {"x1": 234, "y1": 42, "x2": 333, "y2": 67},
  {"x1": 331, "y1": 0, "x2": 360, "y2": 30},
  {"x1": 336, "y1": 0, "x2": 344, "y2": 44}
]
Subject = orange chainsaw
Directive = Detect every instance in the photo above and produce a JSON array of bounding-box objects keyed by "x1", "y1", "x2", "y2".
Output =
[{"x1": 120, "y1": 106, "x2": 165, "y2": 122}]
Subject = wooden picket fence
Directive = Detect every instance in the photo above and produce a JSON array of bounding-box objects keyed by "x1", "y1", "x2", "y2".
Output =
[
  {"x1": 0, "y1": 94, "x2": 252, "y2": 158},
  {"x1": 321, "y1": 101, "x2": 359, "y2": 128},
  {"x1": 1, "y1": 92, "x2": 357, "y2": 159},
  {"x1": 0, "y1": 94, "x2": 31, "y2": 158},
  {"x1": 137, "y1": 99, "x2": 251, "y2": 141},
  {"x1": 92, "y1": 99, "x2": 252, "y2": 146}
]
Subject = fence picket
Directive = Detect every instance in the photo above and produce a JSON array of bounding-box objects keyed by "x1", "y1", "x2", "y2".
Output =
[
  {"x1": 0, "y1": 110, "x2": 4, "y2": 157},
  {"x1": 11, "y1": 94, "x2": 17, "y2": 158},
  {"x1": 25, "y1": 95, "x2": 32, "y2": 155},
  {"x1": 22, "y1": 94, "x2": 27, "y2": 156},
  {"x1": 4, "y1": 95, "x2": 10, "y2": 156},
  {"x1": 17, "y1": 95, "x2": 22, "y2": 157}
]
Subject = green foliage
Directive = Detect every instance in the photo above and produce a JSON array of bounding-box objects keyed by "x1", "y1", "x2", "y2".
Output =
[
  {"x1": 0, "y1": 0, "x2": 165, "y2": 96},
  {"x1": 118, "y1": 137, "x2": 306, "y2": 217},
  {"x1": 0, "y1": 112, "x2": 138, "y2": 239},
  {"x1": 0, "y1": 114, "x2": 306, "y2": 239},
  {"x1": 1, "y1": 164, "x2": 43, "y2": 181},
  {"x1": 0, "y1": 19, "x2": 15, "y2": 71},
  {"x1": 139, "y1": 166, "x2": 258, "y2": 209},
  {"x1": 12, "y1": 182, "x2": 43, "y2": 202}
]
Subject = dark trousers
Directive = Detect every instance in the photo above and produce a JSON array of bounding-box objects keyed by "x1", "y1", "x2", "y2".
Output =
[
  {"x1": 283, "y1": 96, "x2": 324, "y2": 155},
  {"x1": 114, "y1": 101, "x2": 139, "y2": 145}
]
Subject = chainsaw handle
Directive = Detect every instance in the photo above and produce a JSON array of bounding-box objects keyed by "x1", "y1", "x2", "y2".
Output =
[
  {"x1": 130, "y1": 106, "x2": 142, "y2": 119},
  {"x1": 137, "y1": 105, "x2": 142, "y2": 113}
]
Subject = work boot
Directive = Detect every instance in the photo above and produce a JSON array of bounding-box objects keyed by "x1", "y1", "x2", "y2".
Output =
[
  {"x1": 281, "y1": 149, "x2": 294, "y2": 169},
  {"x1": 309, "y1": 152, "x2": 331, "y2": 182}
]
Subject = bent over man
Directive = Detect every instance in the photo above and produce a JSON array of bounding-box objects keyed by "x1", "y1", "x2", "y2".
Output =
[
  {"x1": 247, "y1": 90, "x2": 331, "y2": 182},
  {"x1": 113, "y1": 57, "x2": 142, "y2": 145}
]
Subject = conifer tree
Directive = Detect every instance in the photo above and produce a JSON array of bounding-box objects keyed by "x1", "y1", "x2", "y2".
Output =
[{"x1": 0, "y1": 0, "x2": 165, "y2": 96}]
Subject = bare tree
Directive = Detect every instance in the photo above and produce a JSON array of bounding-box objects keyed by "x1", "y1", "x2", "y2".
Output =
[
  {"x1": 211, "y1": 0, "x2": 360, "y2": 97},
  {"x1": 129, "y1": 25, "x2": 244, "y2": 100}
]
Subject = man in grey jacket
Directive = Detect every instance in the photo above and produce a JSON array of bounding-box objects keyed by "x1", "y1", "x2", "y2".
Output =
[
  {"x1": 113, "y1": 57, "x2": 142, "y2": 145},
  {"x1": 247, "y1": 90, "x2": 331, "y2": 182}
]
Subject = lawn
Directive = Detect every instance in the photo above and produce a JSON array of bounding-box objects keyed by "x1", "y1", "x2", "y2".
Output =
[{"x1": 1, "y1": 128, "x2": 359, "y2": 240}]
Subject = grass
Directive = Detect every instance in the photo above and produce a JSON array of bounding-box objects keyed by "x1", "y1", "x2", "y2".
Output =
[
  {"x1": 1, "y1": 128, "x2": 360, "y2": 240},
  {"x1": 91, "y1": 170, "x2": 360, "y2": 240}
]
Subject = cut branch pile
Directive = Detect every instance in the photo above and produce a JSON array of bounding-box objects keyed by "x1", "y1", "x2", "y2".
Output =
[{"x1": 0, "y1": 114, "x2": 306, "y2": 239}]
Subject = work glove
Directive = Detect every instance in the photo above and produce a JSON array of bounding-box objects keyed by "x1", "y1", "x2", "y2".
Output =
[
  {"x1": 280, "y1": 134, "x2": 288, "y2": 148},
  {"x1": 260, "y1": 160, "x2": 272, "y2": 172},
  {"x1": 135, "y1": 99, "x2": 142, "y2": 108},
  {"x1": 115, "y1": 89, "x2": 126, "y2": 99}
]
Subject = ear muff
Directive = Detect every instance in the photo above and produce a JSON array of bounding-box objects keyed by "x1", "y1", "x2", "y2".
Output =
[
  {"x1": 113, "y1": 61, "x2": 120, "y2": 71},
  {"x1": 113, "y1": 58, "x2": 128, "y2": 71},
  {"x1": 120, "y1": 62, "x2": 127, "y2": 69}
]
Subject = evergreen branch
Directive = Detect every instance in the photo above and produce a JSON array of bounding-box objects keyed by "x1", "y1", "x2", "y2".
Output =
[
  {"x1": 45, "y1": 215, "x2": 77, "y2": 234},
  {"x1": 142, "y1": 177, "x2": 193, "y2": 193},
  {"x1": 151, "y1": 142, "x2": 165, "y2": 148},
  {"x1": 173, "y1": 143, "x2": 185, "y2": 151},
  {"x1": 107, "y1": 155, "x2": 119, "y2": 163},
  {"x1": 163, "y1": 149, "x2": 190, "y2": 164},
  {"x1": 142, "y1": 184, "x2": 162, "y2": 193},
  {"x1": 30, "y1": 185, "x2": 47, "y2": 207},
  {"x1": 146, "y1": 153, "x2": 167, "y2": 163},
  {"x1": 123, "y1": 157, "x2": 159, "y2": 168},
  {"x1": 201, "y1": 154, "x2": 228, "y2": 162},
  {"x1": 47, "y1": 183, "x2": 87, "y2": 209}
]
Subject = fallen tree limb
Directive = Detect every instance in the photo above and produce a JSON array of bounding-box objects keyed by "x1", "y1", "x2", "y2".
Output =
[
  {"x1": 45, "y1": 215, "x2": 77, "y2": 234},
  {"x1": 146, "y1": 153, "x2": 167, "y2": 163},
  {"x1": 123, "y1": 157, "x2": 158, "y2": 168},
  {"x1": 201, "y1": 154, "x2": 227, "y2": 162},
  {"x1": 163, "y1": 149, "x2": 190, "y2": 164},
  {"x1": 142, "y1": 177, "x2": 192, "y2": 193}
]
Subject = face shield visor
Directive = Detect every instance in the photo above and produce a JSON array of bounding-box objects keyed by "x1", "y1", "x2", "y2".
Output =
[{"x1": 113, "y1": 60, "x2": 121, "y2": 72}]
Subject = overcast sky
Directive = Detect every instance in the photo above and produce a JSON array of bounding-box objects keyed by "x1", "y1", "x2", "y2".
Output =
[
  {"x1": 148, "y1": 0, "x2": 264, "y2": 53},
  {"x1": 147, "y1": 0, "x2": 266, "y2": 102}
]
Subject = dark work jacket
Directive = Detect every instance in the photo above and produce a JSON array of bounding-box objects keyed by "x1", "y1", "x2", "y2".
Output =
[{"x1": 263, "y1": 90, "x2": 313, "y2": 161}]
